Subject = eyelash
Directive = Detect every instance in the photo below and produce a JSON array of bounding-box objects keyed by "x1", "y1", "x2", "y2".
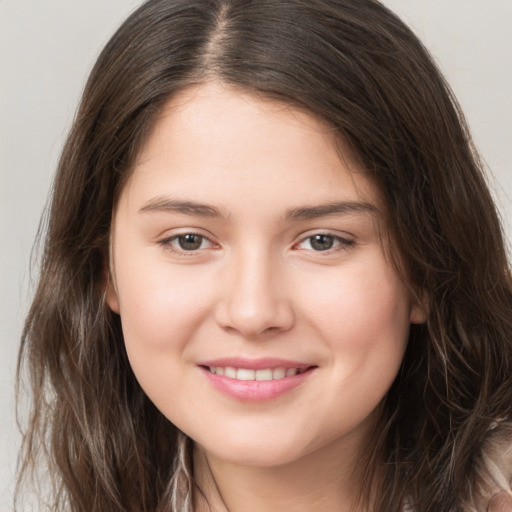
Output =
[
  {"x1": 293, "y1": 233, "x2": 355, "y2": 253},
  {"x1": 157, "y1": 231, "x2": 355, "y2": 256},
  {"x1": 157, "y1": 233, "x2": 217, "y2": 255}
]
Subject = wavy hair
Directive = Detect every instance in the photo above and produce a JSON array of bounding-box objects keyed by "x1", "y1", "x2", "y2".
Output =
[{"x1": 16, "y1": 1, "x2": 512, "y2": 511}]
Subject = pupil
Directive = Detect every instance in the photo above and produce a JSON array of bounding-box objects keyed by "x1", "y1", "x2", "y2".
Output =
[
  {"x1": 311, "y1": 234, "x2": 334, "y2": 251},
  {"x1": 178, "y1": 234, "x2": 202, "y2": 250}
]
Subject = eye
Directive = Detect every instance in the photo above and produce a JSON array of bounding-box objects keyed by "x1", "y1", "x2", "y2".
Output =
[
  {"x1": 175, "y1": 233, "x2": 207, "y2": 251},
  {"x1": 308, "y1": 234, "x2": 335, "y2": 251},
  {"x1": 158, "y1": 233, "x2": 216, "y2": 252},
  {"x1": 295, "y1": 233, "x2": 354, "y2": 252}
]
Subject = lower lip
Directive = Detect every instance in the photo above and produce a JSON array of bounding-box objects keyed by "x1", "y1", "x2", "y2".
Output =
[{"x1": 200, "y1": 367, "x2": 314, "y2": 402}]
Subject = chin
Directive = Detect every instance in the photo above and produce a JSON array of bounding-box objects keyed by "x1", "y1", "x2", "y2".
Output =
[
  {"x1": 195, "y1": 423, "x2": 353, "y2": 470},
  {"x1": 193, "y1": 429, "x2": 314, "y2": 467},
  {"x1": 209, "y1": 445, "x2": 306, "y2": 468}
]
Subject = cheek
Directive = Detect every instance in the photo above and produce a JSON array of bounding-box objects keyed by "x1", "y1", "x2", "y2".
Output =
[
  {"x1": 113, "y1": 252, "x2": 217, "y2": 370},
  {"x1": 113, "y1": 261, "x2": 218, "y2": 428},
  {"x1": 289, "y1": 264, "x2": 411, "y2": 444},
  {"x1": 299, "y1": 258, "x2": 411, "y2": 338},
  {"x1": 296, "y1": 259, "x2": 411, "y2": 388}
]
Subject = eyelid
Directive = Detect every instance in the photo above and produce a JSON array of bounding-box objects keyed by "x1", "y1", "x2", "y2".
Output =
[
  {"x1": 156, "y1": 229, "x2": 220, "y2": 254},
  {"x1": 155, "y1": 228, "x2": 355, "y2": 256},
  {"x1": 292, "y1": 230, "x2": 355, "y2": 252}
]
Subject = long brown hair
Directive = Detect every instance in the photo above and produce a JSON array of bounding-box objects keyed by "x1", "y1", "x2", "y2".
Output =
[{"x1": 16, "y1": 1, "x2": 512, "y2": 511}]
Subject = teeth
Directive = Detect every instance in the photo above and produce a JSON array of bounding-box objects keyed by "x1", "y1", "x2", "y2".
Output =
[
  {"x1": 237, "y1": 369, "x2": 255, "y2": 380},
  {"x1": 272, "y1": 367, "x2": 286, "y2": 379},
  {"x1": 208, "y1": 366, "x2": 305, "y2": 381},
  {"x1": 225, "y1": 367, "x2": 237, "y2": 379},
  {"x1": 255, "y1": 369, "x2": 273, "y2": 381}
]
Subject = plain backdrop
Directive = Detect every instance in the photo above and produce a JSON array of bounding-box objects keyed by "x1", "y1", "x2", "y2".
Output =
[{"x1": 1, "y1": 1, "x2": 511, "y2": 508}]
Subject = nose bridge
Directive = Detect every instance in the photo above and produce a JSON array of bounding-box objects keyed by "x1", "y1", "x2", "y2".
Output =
[{"x1": 217, "y1": 242, "x2": 293, "y2": 337}]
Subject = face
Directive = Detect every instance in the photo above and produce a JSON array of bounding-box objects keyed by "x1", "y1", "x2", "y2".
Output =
[{"x1": 107, "y1": 82, "x2": 425, "y2": 468}]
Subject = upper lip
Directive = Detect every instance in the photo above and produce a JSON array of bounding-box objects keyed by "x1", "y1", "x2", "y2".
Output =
[{"x1": 198, "y1": 357, "x2": 313, "y2": 370}]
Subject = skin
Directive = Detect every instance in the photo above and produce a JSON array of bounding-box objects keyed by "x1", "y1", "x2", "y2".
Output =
[
  {"x1": 107, "y1": 82, "x2": 426, "y2": 511},
  {"x1": 488, "y1": 492, "x2": 512, "y2": 512}
]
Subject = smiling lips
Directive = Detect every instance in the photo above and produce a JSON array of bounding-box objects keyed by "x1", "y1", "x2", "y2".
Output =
[
  {"x1": 199, "y1": 358, "x2": 315, "y2": 401},
  {"x1": 208, "y1": 366, "x2": 306, "y2": 381}
]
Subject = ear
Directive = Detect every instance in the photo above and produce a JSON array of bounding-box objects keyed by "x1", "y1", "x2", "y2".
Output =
[
  {"x1": 105, "y1": 275, "x2": 120, "y2": 314},
  {"x1": 101, "y1": 258, "x2": 120, "y2": 314},
  {"x1": 409, "y1": 290, "x2": 428, "y2": 324}
]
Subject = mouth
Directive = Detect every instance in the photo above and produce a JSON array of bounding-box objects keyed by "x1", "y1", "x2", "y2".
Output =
[
  {"x1": 198, "y1": 358, "x2": 316, "y2": 402},
  {"x1": 204, "y1": 366, "x2": 309, "y2": 381}
]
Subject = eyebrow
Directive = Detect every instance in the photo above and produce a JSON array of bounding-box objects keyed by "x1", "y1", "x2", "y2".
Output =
[
  {"x1": 285, "y1": 201, "x2": 378, "y2": 220},
  {"x1": 139, "y1": 198, "x2": 225, "y2": 218},
  {"x1": 139, "y1": 197, "x2": 378, "y2": 220}
]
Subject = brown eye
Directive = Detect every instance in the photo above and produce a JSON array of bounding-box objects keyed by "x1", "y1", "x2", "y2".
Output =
[
  {"x1": 294, "y1": 233, "x2": 355, "y2": 253},
  {"x1": 177, "y1": 234, "x2": 205, "y2": 250},
  {"x1": 157, "y1": 232, "x2": 217, "y2": 255},
  {"x1": 309, "y1": 234, "x2": 335, "y2": 251}
]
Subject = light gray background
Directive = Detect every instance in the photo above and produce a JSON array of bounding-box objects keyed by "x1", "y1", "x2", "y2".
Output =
[{"x1": 1, "y1": 1, "x2": 511, "y2": 508}]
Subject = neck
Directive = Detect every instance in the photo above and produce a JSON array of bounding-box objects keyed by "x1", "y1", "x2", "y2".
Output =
[{"x1": 193, "y1": 430, "x2": 379, "y2": 512}]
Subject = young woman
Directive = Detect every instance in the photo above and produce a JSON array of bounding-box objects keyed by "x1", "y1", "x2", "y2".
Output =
[{"x1": 16, "y1": 1, "x2": 512, "y2": 511}]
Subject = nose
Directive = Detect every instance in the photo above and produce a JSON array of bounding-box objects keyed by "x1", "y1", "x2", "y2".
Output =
[{"x1": 214, "y1": 250, "x2": 295, "y2": 339}]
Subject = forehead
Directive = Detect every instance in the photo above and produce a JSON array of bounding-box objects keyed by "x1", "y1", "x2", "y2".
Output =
[{"x1": 122, "y1": 82, "x2": 383, "y2": 215}]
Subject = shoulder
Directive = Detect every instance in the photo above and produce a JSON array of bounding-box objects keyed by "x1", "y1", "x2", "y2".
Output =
[
  {"x1": 470, "y1": 421, "x2": 512, "y2": 512},
  {"x1": 404, "y1": 424, "x2": 512, "y2": 511}
]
